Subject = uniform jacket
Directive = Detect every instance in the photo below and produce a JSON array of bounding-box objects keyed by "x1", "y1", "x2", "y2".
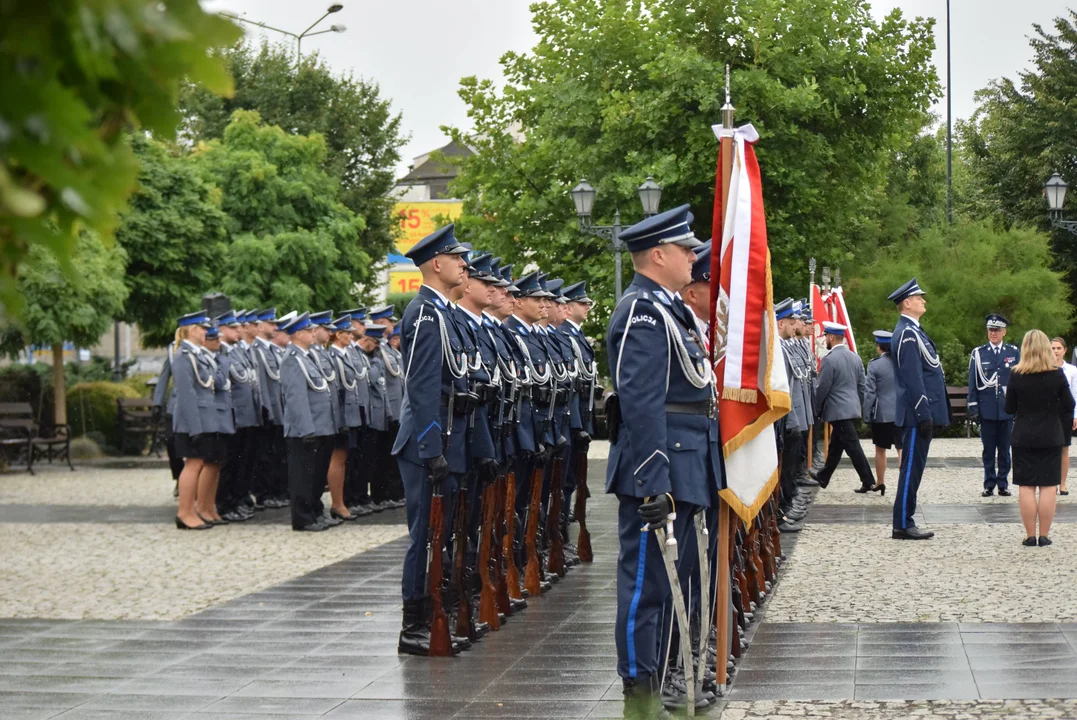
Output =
[
  {"x1": 892, "y1": 315, "x2": 950, "y2": 427},
  {"x1": 380, "y1": 342, "x2": 404, "y2": 421},
  {"x1": 814, "y1": 344, "x2": 865, "y2": 423},
  {"x1": 863, "y1": 353, "x2": 899, "y2": 424},
  {"x1": 347, "y1": 342, "x2": 372, "y2": 421},
  {"x1": 312, "y1": 345, "x2": 345, "y2": 433},
  {"x1": 457, "y1": 306, "x2": 497, "y2": 461},
  {"x1": 332, "y1": 344, "x2": 366, "y2": 428},
  {"x1": 968, "y1": 342, "x2": 1020, "y2": 421},
  {"x1": 222, "y1": 342, "x2": 261, "y2": 429},
  {"x1": 253, "y1": 337, "x2": 284, "y2": 426},
  {"x1": 481, "y1": 312, "x2": 518, "y2": 461},
  {"x1": 505, "y1": 314, "x2": 555, "y2": 448},
  {"x1": 367, "y1": 349, "x2": 390, "y2": 432},
  {"x1": 391, "y1": 285, "x2": 470, "y2": 473},
  {"x1": 207, "y1": 349, "x2": 236, "y2": 435},
  {"x1": 558, "y1": 320, "x2": 597, "y2": 435},
  {"x1": 547, "y1": 323, "x2": 581, "y2": 433},
  {"x1": 280, "y1": 345, "x2": 336, "y2": 438},
  {"x1": 171, "y1": 341, "x2": 226, "y2": 436},
  {"x1": 605, "y1": 274, "x2": 722, "y2": 507},
  {"x1": 497, "y1": 317, "x2": 535, "y2": 453},
  {"x1": 780, "y1": 339, "x2": 809, "y2": 432},
  {"x1": 1005, "y1": 369, "x2": 1075, "y2": 448},
  {"x1": 152, "y1": 346, "x2": 177, "y2": 415}
]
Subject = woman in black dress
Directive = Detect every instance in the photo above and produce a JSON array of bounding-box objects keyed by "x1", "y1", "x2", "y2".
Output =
[{"x1": 1006, "y1": 329, "x2": 1075, "y2": 546}]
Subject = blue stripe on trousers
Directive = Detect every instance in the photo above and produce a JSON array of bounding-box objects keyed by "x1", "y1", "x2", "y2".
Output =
[
  {"x1": 900, "y1": 427, "x2": 917, "y2": 529},
  {"x1": 625, "y1": 527, "x2": 648, "y2": 678}
]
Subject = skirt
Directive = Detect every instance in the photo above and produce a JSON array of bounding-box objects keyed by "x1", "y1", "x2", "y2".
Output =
[
  {"x1": 1012, "y1": 446, "x2": 1062, "y2": 487},
  {"x1": 870, "y1": 422, "x2": 903, "y2": 450},
  {"x1": 174, "y1": 432, "x2": 228, "y2": 466}
]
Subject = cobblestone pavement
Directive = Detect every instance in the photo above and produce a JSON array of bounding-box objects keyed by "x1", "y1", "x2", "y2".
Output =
[
  {"x1": 0, "y1": 466, "x2": 178, "y2": 506},
  {"x1": 764, "y1": 523, "x2": 1077, "y2": 623},
  {"x1": 1, "y1": 522, "x2": 408, "y2": 620},
  {"x1": 718, "y1": 700, "x2": 1077, "y2": 719}
]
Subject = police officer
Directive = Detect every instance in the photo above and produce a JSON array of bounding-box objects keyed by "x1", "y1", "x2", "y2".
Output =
[
  {"x1": 340, "y1": 309, "x2": 375, "y2": 516},
  {"x1": 392, "y1": 225, "x2": 471, "y2": 656},
  {"x1": 279, "y1": 313, "x2": 337, "y2": 532},
  {"x1": 252, "y1": 309, "x2": 289, "y2": 509},
  {"x1": 863, "y1": 330, "x2": 901, "y2": 493},
  {"x1": 776, "y1": 298, "x2": 810, "y2": 527},
  {"x1": 558, "y1": 281, "x2": 598, "y2": 536},
  {"x1": 217, "y1": 312, "x2": 261, "y2": 523},
  {"x1": 328, "y1": 315, "x2": 364, "y2": 522},
  {"x1": 968, "y1": 313, "x2": 1020, "y2": 496},
  {"x1": 811, "y1": 322, "x2": 876, "y2": 493},
  {"x1": 371, "y1": 305, "x2": 407, "y2": 509},
  {"x1": 605, "y1": 204, "x2": 720, "y2": 718},
  {"x1": 889, "y1": 278, "x2": 949, "y2": 539},
  {"x1": 309, "y1": 312, "x2": 344, "y2": 528},
  {"x1": 362, "y1": 322, "x2": 394, "y2": 509}
]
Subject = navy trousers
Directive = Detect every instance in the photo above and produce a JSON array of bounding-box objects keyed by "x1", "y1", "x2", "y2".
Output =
[
  {"x1": 980, "y1": 419, "x2": 1013, "y2": 491},
  {"x1": 893, "y1": 424, "x2": 933, "y2": 530},
  {"x1": 399, "y1": 456, "x2": 459, "y2": 603},
  {"x1": 615, "y1": 495, "x2": 698, "y2": 680}
]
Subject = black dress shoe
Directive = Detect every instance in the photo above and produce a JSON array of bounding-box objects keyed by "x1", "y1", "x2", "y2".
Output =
[
  {"x1": 295, "y1": 522, "x2": 328, "y2": 532},
  {"x1": 778, "y1": 520, "x2": 802, "y2": 533},
  {"x1": 892, "y1": 526, "x2": 934, "y2": 540},
  {"x1": 221, "y1": 511, "x2": 247, "y2": 522},
  {"x1": 854, "y1": 484, "x2": 872, "y2": 494},
  {"x1": 175, "y1": 516, "x2": 212, "y2": 530},
  {"x1": 796, "y1": 476, "x2": 820, "y2": 487},
  {"x1": 509, "y1": 597, "x2": 528, "y2": 611},
  {"x1": 809, "y1": 470, "x2": 829, "y2": 489},
  {"x1": 1039, "y1": 536, "x2": 1053, "y2": 546},
  {"x1": 348, "y1": 504, "x2": 373, "y2": 516},
  {"x1": 1022, "y1": 536, "x2": 1038, "y2": 547},
  {"x1": 982, "y1": 489, "x2": 994, "y2": 497},
  {"x1": 998, "y1": 489, "x2": 1012, "y2": 497},
  {"x1": 1060, "y1": 490, "x2": 1070, "y2": 496}
]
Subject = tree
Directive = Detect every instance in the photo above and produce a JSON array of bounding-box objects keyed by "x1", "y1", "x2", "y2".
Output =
[
  {"x1": 115, "y1": 135, "x2": 229, "y2": 347},
  {"x1": 0, "y1": 1, "x2": 240, "y2": 318},
  {"x1": 447, "y1": 0, "x2": 939, "y2": 341},
  {"x1": 180, "y1": 41, "x2": 406, "y2": 271},
  {"x1": 2, "y1": 235, "x2": 128, "y2": 425},
  {"x1": 191, "y1": 110, "x2": 370, "y2": 312},
  {"x1": 846, "y1": 222, "x2": 1073, "y2": 376}
]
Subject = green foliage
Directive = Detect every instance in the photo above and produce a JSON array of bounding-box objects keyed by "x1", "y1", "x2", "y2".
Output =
[
  {"x1": 846, "y1": 222, "x2": 1073, "y2": 364},
  {"x1": 116, "y1": 135, "x2": 229, "y2": 347},
  {"x1": 180, "y1": 40, "x2": 406, "y2": 268},
  {"x1": 447, "y1": 0, "x2": 938, "y2": 338},
  {"x1": 0, "y1": 1, "x2": 241, "y2": 318},
  {"x1": 67, "y1": 381, "x2": 141, "y2": 453},
  {"x1": 0, "y1": 363, "x2": 51, "y2": 427},
  {"x1": 191, "y1": 110, "x2": 370, "y2": 312},
  {"x1": 387, "y1": 292, "x2": 418, "y2": 319}
]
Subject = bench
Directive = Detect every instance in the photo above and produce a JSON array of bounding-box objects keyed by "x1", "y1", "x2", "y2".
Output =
[
  {"x1": 117, "y1": 398, "x2": 162, "y2": 456},
  {"x1": 0, "y1": 402, "x2": 73, "y2": 473},
  {"x1": 947, "y1": 385, "x2": 971, "y2": 438}
]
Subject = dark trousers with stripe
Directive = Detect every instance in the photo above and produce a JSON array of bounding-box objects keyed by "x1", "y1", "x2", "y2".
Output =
[
  {"x1": 287, "y1": 436, "x2": 327, "y2": 529},
  {"x1": 218, "y1": 426, "x2": 257, "y2": 513},
  {"x1": 615, "y1": 494, "x2": 698, "y2": 680},
  {"x1": 893, "y1": 424, "x2": 933, "y2": 530},
  {"x1": 980, "y1": 419, "x2": 1012, "y2": 491},
  {"x1": 254, "y1": 424, "x2": 288, "y2": 501},
  {"x1": 399, "y1": 457, "x2": 460, "y2": 603},
  {"x1": 343, "y1": 427, "x2": 371, "y2": 508}
]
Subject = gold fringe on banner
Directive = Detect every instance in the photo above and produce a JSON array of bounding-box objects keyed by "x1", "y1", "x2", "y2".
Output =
[
  {"x1": 720, "y1": 466, "x2": 781, "y2": 527},
  {"x1": 722, "y1": 387, "x2": 758, "y2": 404}
]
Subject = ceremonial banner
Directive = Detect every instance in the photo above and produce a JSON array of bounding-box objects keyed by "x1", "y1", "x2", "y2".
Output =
[
  {"x1": 810, "y1": 283, "x2": 829, "y2": 368},
  {"x1": 709, "y1": 124, "x2": 791, "y2": 524},
  {"x1": 824, "y1": 286, "x2": 857, "y2": 354}
]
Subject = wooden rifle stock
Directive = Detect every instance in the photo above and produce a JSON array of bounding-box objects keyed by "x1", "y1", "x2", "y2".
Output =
[
  {"x1": 477, "y1": 480, "x2": 501, "y2": 630},
  {"x1": 502, "y1": 470, "x2": 524, "y2": 601},
  {"x1": 546, "y1": 451, "x2": 566, "y2": 578},
  {"x1": 574, "y1": 451, "x2": 593, "y2": 562},
  {"x1": 769, "y1": 491, "x2": 783, "y2": 561},
  {"x1": 523, "y1": 463, "x2": 545, "y2": 597},
  {"x1": 492, "y1": 472, "x2": 513, "y2": 617},
  {"x1": 451, "y1": 482, "x2": 478, "y2": 641},
  {"x1": 427, "y1": 487, "x2": 453, "y2": 657}
]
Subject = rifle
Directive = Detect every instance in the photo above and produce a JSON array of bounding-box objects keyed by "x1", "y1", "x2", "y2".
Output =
[
  {"x1": 451, "y1": 396, "x2": 480, "y2": 642},
  {"x1": 425, "y1": 391, "x2": 455, "y2": 658},
  {"x1": 546, "y1": 448, "x2": 566, "y2": 578},
  {"x1": 492, "y1": 467, "x2": 513, "y2": 618},
  {"x1": 476, "y1": 475, "x2": 501, "y2": 630},
  {"x1": 573, "y1": 450, "x2": 592, "y2": 562},
  {"x1": 522, "y1": 457, "x2": 545, "y2": 597},
  {"x1": 502, "y1": 468, "x2": 524, "y2": 602}
]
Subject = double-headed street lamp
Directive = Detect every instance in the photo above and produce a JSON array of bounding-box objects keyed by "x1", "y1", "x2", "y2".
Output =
[
  {"x1": 1044, "y1": 173, "x2": 1077, "y2": 236},
  {"x1": 571, "y1": 177, "x2": 663, "y2": 302},
  {"x1": 221, "y1": 4, "x2": 346, "y2": 61}
]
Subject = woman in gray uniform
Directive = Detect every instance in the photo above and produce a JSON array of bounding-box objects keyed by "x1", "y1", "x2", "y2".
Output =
[
  {"x1": 863, "y1": 330, "x2": 902, "y2": 494},
  {"x1": 171, "y1": 311, "x2": 231, "y2": 530},
  {"x1": 329, "y1": 316, "x2": 365, "y2": 521},
  {"x1": 359, "y1": 323, "x2": 391, "y2": 508}
]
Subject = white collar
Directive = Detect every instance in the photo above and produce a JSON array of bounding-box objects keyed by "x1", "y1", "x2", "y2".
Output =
[
  {"x1": 182, "y1": 339, "x2": 202, "y2": 354},
  {"x1": 483, "y1": 311, "x2": 503, "y2": 325},
  {"x1": 332, "y1": 344, "x2": 349, "y2": 355},
  {"x1": 239, "y1": 339, "x2": 250, "y2": 349},
  {"x1": 459, "y1": 305, "x2": 483, "y2": 324},
  {"x1": 989, "y1": 342, "x2": 1003, "y2": 350},
  {"x1": 422, "y1": 284, "x2": 450, "y2": 305},
  {"x1": 900, "y1": 313, "x2": 921, "y2": 327},
  {"x1": 511, "y1": 314, "x2": 532, "y2": 331},
  {"x1": 255, "y1": 336, "x2": 273, "y2": 347},
  {"x1": 564, "y1": 319, "x2": 581, "y2": 332}
]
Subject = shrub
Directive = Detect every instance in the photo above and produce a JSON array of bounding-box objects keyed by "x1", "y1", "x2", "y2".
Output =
[
  {"x1": 123, "y1": 373, "x2": 157, "y2": 398},
  {"x1": 66, "y1": 382, "x2": 141, "y2": 454},
  {"x1": 386, "y1": 291, "x2": 417, "y2": 319}
]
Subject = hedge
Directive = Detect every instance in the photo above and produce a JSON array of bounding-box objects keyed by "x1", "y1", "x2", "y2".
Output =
[{"x1": 67, "y1": 382, "x2": 142, "y2": 453}]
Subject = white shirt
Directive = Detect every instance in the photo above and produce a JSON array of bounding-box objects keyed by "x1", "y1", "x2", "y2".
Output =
[
  {"x1": 511, "y1": 314, "x2": 533, "y2": 331},
  {"x1": 421, "y1": 283, "x2": 450, "y2": 306},
  {"x1": 900, "y1": 313, "x2": 921, "y2": 327},
  {"x1": 1062, "y1": 362, "x2": 1077, "y2": 420}
]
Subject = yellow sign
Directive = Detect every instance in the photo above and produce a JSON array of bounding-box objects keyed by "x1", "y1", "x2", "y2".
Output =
[
  {"x1": 393, "y1": 201, "x2": 463, "y2": 255},
  {"x1": 389, "y1": 269, "x2": 423, "y2": 295}
]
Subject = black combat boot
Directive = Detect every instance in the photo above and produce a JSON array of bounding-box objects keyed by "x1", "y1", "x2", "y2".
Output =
[
  {"x1": 397, "y1": 598, "x2": 436, "y2": 656},
  {"x1": 623, "y1": 672, "x2": 672, "y2": 720}
]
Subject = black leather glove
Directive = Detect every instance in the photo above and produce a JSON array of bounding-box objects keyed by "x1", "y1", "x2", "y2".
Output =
[
  {"x1": 638, "y1": 494, "x2": 672, "y2": 530},
  {"x1": 555, "y1": 434, "x2": 569, "y2": 449},
  {"x1": 573, "y1": 430, "x2": 591, "y2": 449},
  {"x1": 532, "y1": 443, "x2": 547, "y2": 462},
  {"x1": 427, "y1": 455, "x2": 449, "y2": 484},
  {"x1": 918, "y1": 418, "x2": 933, "y2": 435},
  {"x1": 477, "y1": 458, "x2": 499, "y2": 485}
]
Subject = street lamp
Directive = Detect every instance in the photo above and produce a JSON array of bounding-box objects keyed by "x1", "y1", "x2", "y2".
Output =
[
  {"x1": 571, "y1": 176, "x2": 664, "y2": 302},
  {"x1": 221, "y1": 4, "x2": 346, "y2": 62},
  {"x1": 1044, "y1": 173, "x2": 1077, "y2": 235}
]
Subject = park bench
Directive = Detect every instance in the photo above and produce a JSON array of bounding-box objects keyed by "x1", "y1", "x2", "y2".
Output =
[
  {"x1": 117, "y1": 397, "x2": 163, "y2": 456},
  {"x1": 947, "y1": 385, "x2": 971, "y2": 437},
  {"x1": 0, "y1": 402, "x2": 73, "y2": 473}
]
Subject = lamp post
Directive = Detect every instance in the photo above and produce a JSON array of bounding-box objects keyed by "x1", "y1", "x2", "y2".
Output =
[
  {"x1": 221, "y1": 4, "x2": 346, "y2": 62},
  {"x1": 1044, "y1": 173, "x2": 1077, "y2": 236},
  {"x1": 571, "y1": 176, "x2": 663, "y2": 302}
]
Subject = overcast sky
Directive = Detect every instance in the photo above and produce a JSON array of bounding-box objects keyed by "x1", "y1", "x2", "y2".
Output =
[{"x1": 204, "y1": 0, "x2": 1073, "y2": 176}]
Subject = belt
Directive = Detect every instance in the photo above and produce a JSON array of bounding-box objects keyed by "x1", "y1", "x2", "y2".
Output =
[{"x1": 666, "y1": 400, "x2": 715, "y2": 417}]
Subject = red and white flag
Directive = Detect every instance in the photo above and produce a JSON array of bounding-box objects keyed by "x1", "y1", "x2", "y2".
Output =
[
  {"x1": 709, "y1": 124, "x2": 790, "y2": 524},
  {"x1": 824, "y1": 286, "x2": 857, "y2": 355},
  {"x1": 810, "y1": 284, "x2": 829, "y2": 369}
]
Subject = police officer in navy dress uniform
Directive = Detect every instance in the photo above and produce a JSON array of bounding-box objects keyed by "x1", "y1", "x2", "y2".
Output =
[
  {"x1": 558, "y1": 281, "x2": 598, "y2": 534},
  {"x1": 279, "y1": 313, "x2": 338, "y2": 532},
  {"x1": 968, "y1": 313, "x2": 1020, "y2": 497},
  {"x1": 889, "y1": 278, "x2": 950, "y2": 539},
  {"x1": 605, "y1": 205, "x2": 721, "y2": 718},
  {"x1": 391, "y1": 225, "x2": 471, "y2": 656}
]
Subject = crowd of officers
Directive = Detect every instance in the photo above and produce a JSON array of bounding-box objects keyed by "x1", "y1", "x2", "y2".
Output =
[{"x1": 154, "y1": 304, "x2": 409, "y2": 531}]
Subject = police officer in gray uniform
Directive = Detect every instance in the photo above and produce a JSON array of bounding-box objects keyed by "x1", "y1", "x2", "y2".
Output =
[
  {"x1": 279, "y1": 313, "x2": 337, "y2": 531},
  {"x1": 252, "y1": 309, "x2": 289, "y2": 508},
  {"x1": 371, "y1": 305, "x2": 406, "y2": 508},
  {"x1": 361, "y1": 323, "x2": 394, "y2": 507},
  {"x1": 341, "y1": 309, "x2": 375, "y2": 515},
  {"x1": 328, "y1": 315, "x2": 366, "y2": 521},
  {"x1": 217, "y1": 311, "x2": 261, "y2": 522},
  {"x1": 863, "y1": 330, "x2": 901, "y2": 493},
  {"x1": 776, "y1": 298, "x2": 811, "y2": 527}
]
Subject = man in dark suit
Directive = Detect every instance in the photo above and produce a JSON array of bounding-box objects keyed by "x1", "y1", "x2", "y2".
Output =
[{"x1": 889, "y1": 278, "x2": 950, "y2": 539}]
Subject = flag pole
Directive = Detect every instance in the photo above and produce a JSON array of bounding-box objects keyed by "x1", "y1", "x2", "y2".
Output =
[
  {"x1": 715, "y1": 64, "x2": 735, "y2": 693},
  {"x1": 807, "y1": 258, "x2": 816, "y2": 468}
]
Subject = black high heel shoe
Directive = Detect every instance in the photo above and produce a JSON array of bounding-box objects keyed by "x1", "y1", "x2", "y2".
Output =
[
  {"x1": 872, "y1": 484, "x2": 886, "y2": 497},
  {"x1": 331, "y1": 509, "x2": 359, "y2": 522},
  {"x1": 176, "y1": 516, "x2": 212, "y2": 530}
]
